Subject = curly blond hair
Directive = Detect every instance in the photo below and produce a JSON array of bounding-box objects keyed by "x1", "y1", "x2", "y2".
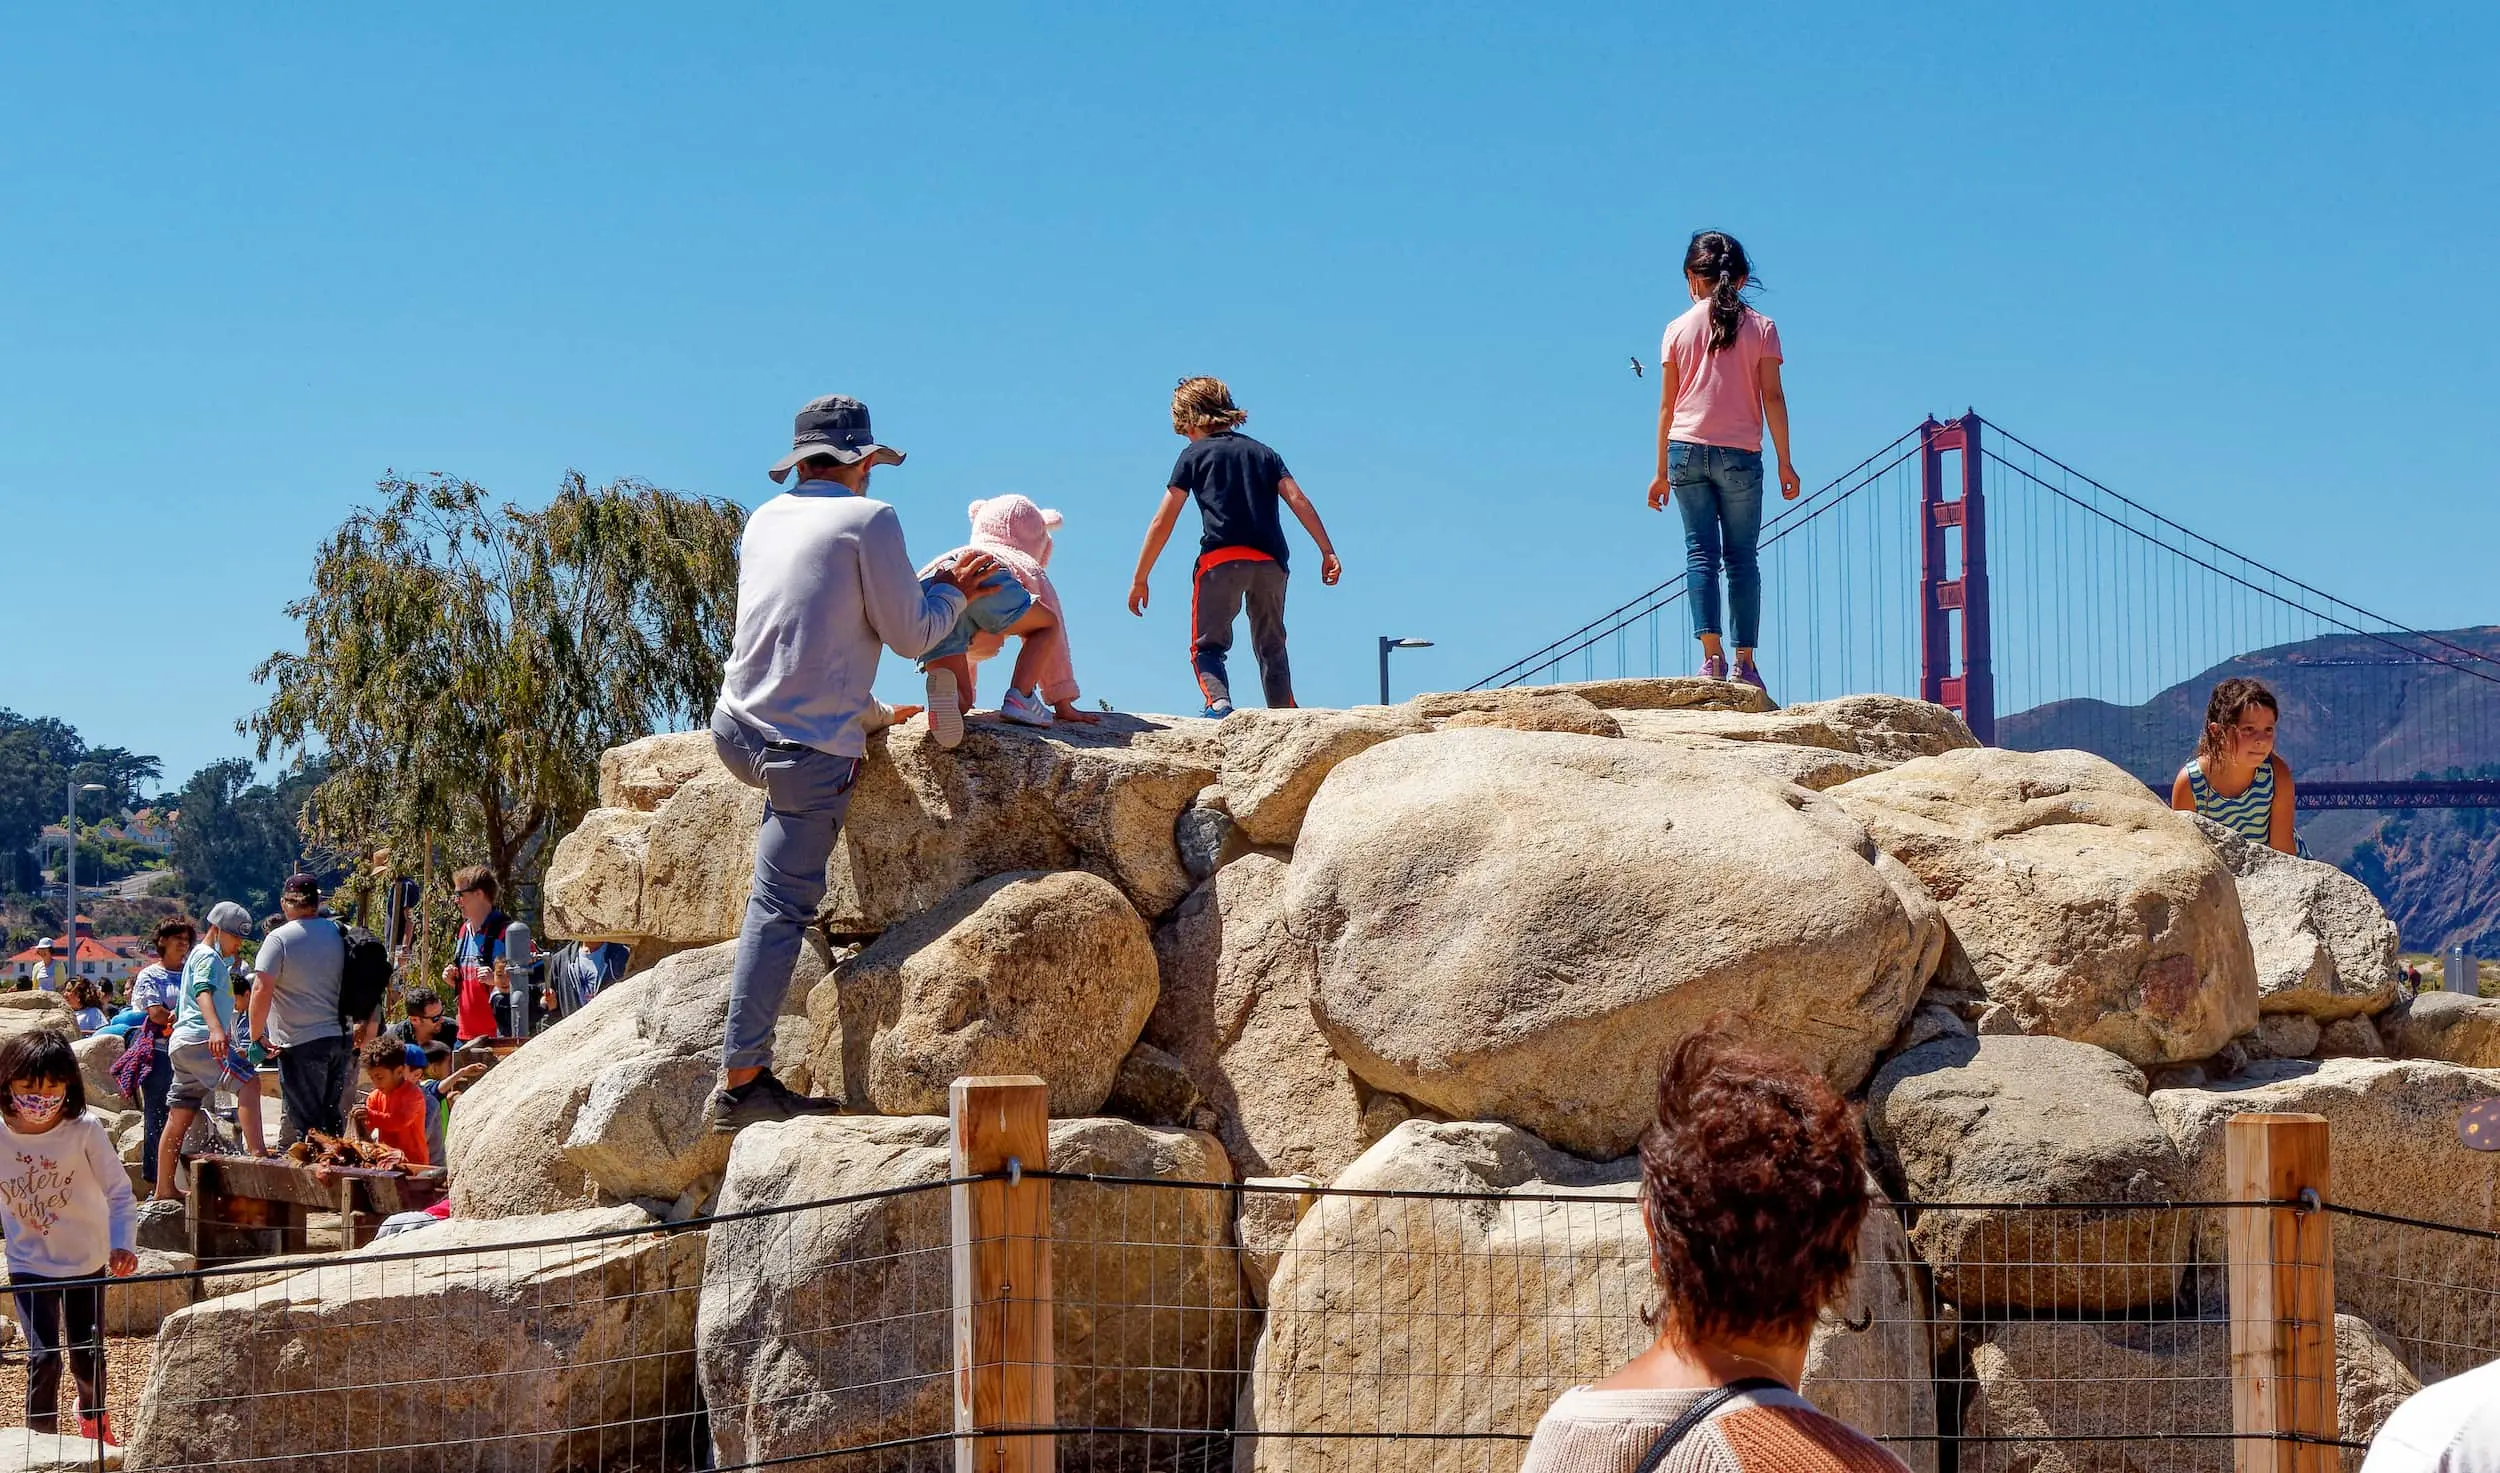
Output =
[{"x1": 1171, "y1": 376, "x2": 1248, "y2": 434}]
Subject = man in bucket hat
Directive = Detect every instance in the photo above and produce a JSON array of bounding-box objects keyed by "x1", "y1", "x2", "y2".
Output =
[{"x1": 707, "y1": 396, "x2": 1000, "y2": 1134}]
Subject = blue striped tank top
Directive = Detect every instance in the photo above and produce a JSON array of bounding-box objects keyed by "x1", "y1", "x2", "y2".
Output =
[{"x1": 2185, "y1": 757, "x2": 2274, "y2": 843}]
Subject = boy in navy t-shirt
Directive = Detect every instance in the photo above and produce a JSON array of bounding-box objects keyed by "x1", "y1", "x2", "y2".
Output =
[{"x1": 1126, "y1": 377, "x2": 1342, "y2": 715}]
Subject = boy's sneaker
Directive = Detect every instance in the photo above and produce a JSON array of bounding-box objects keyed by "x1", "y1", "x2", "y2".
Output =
[
  {"x1": 706, "y1": 1072, "x2": 843, "y2": 1135},
  {"x1": 1732, "y1": 656, "x2": 1770, "y2": 697},
  {"x1": 1698, "y1": 653, "x2": 1730, "y2": 681},
  {"x1": 999, "y1": 688, "x2": 1055, "y2": 727},
  {"x1": 1200, "y1": 699, "x2": 1236, "y2": 719},
  {"x1": 924, "y1": 668, "x2": 964, "y2": 749},
  {"x1": 78, "y1": 1414, "x2": 116, "y2": 1448}
]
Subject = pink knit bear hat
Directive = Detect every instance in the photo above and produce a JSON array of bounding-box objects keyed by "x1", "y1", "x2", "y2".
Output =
[{"x1": 966, "y1": 495, "x2": 1062, "y2": 567}]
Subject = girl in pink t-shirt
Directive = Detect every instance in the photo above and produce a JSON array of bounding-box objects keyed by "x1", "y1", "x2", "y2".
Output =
[{"x1": 1645, "y1": 231, "x2": 1799, "y2": 695}]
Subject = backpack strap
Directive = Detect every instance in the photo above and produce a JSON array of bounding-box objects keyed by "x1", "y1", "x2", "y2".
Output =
[{"x1": 1631, "y1": 1379, "x2": 1787, "y2": 1473}]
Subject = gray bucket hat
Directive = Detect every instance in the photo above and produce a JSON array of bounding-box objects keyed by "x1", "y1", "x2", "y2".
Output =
[{"x1": 769, "y1": 395, "x2": 908, "y2": 483}]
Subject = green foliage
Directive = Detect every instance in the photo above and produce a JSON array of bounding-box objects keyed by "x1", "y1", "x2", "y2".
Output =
[
  {"x1": 168, "y1": 758, "x2": 343, "y2": 921},
  {"x1": 0, "y1": 712, "x2": 164, "y2": 894},
  {"x1": 247, "y1": 470, "x2": 742, "y2": 923}
]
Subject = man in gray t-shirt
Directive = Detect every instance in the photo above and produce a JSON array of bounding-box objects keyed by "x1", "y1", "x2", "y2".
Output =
[{"x1": 249, "y1": 873, "x2": 350, "y2": 1142}]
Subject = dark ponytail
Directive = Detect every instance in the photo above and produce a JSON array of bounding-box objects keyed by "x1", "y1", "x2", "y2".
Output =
[{"x1": 1683, "y1": 230, "x2": 1756, "y2": 353}]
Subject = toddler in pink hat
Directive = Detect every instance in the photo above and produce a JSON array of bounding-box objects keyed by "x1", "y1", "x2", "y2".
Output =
[{"x1": 914, "y1": 495, "x2": 1099, "y2": 745}]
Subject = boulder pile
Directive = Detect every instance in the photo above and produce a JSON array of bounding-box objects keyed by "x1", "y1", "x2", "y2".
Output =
[{"x1": 135, "y1": 682, "x2": 2492, "y2": 1466}]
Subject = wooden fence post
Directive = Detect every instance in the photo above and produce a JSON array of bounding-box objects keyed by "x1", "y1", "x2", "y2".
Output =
[
  {"x1": 2226, "y1": 1112, "x2": 2336, "y2": 1473},
  {"x1": 951, "y1": 1076, "x2": 1054, "y2": 1473}
]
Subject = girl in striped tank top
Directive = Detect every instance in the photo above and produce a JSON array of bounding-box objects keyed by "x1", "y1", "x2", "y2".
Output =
[{"x1": 2170, "y1": 676, "x2": 2296, "y2": 853}]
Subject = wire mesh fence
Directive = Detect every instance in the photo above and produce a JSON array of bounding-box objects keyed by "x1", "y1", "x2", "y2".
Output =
[{"x1": 2, "y1": 1158, "x2": 2490, "y2": 1470}]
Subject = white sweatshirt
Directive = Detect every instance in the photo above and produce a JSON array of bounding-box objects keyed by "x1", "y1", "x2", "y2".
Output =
[
  {"x1": 0, "y1": 1114, "x2": 137, "y2": 1278},
  {"x1": 714, "y1": 482, "x2": 968, "y2": 758}
]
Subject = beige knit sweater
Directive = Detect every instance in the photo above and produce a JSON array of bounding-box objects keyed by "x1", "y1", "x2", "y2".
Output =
[{"x1": 1517, "y1": 1385, "x2": 1909, "y2": 1473}]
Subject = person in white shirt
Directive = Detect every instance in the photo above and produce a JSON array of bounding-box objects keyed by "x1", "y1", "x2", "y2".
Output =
[
  {"x1": 705, "y1": 395, "x2": 995, "y2": 1136},
  {"x1": 0, "y1": 1028, "x2": 137, "y2": 1444}
]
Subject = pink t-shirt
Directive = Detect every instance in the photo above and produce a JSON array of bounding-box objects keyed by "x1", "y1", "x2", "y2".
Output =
[{"x1": 1660, "y1": 299, "x2": 1783, "y2": 453}]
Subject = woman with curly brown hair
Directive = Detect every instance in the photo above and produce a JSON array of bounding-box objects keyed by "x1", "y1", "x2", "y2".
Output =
[{"x1": 1519, "y1": 1028, "x2": 1904, "y2": 1473}]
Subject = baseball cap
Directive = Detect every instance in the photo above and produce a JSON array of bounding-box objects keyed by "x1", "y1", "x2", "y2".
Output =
[
  {"x1": 205, "y1": 901, "x2": 255, "y2": 938},
  {"x1": 768, "y1": 395, "x2": 907, "y2": 483},
  {"x1": 283, "y1": 873, "x2": 322, "y2": 902}
]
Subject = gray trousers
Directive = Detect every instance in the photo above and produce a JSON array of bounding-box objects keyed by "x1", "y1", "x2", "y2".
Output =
[
  {"x1": 710, "y1": 710, "x2": 861, "y2": 1074},
  {"x1": 1191, "y1": 556, "x2": 1293, "y2": 708}
]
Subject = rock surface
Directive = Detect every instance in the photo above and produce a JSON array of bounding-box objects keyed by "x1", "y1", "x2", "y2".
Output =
[
  {"x1": 807, "y1": 870, "x2": 1157, "y2": 1116},
  {"x1": 1244, "y1": 1120, "x2": 1936, "y2": 1472},
  {"x1": 1430, "y1": 677, "x2": 1774, "y2": 715},
  {"x1": 71, "y1": 1033, "x2": 127, "y2": 1112},
  {"x1": 1831, "y1": 747, "x2": 2259, "y2": 1065},
  {"x1": 2382, "y1": 991, "x2": 2500, "y2": 1067},
  {"x1": 2196, "y1": 816, "x2": 2402, "y2": 1019},
  {"x1": 452, "y1": 938, "x2": 827, "y2": 1217},
  {"x1": 699, "y1": 1114, "x2": 1241, "y2": 1473},
  {"x1": 2153, "y1": 1058, "x2": 2500, "y2": 1381},
  {"x1": 1430, "y1": 689, "x2": 1625, "y2": 737},
  {"x1": 1870, "y1": 1034, "x2": 2190, "y2": 1312},
  {"x1": 1965, "y1": 1313, "x2": 2418, "y2": 1473},
  {"x1": 1288, "y1": 729, "x2": 1943, "y2": 1158},
  {"x1": 1615, "y1": 693, "x2": 1978, "y2": 765},
  {"x1": 1214, "y1": 706, "x2": 1427, "y2": 847},
  {"x1": 127, "y1": 1206, "x2": 701, "y2": 1473},
  {"x1": 547, "y1": 716, "x2": 1222, "y2": 950},
  {"x1": 1145, "y1": 855, "x2": 1369, "y2": 1179}
]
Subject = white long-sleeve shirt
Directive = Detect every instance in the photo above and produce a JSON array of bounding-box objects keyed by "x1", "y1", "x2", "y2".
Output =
[
  {"x1": 0, "y1": 1114, "x2": 137, "y2": 1278},
  {"x1": 714, "y1": 481, "x2": 967, "y2": 758}
]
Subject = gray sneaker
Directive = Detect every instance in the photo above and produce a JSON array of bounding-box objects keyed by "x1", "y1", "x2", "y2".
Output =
[{"x1": 706, "y1": 1071, "x2": 843, "y2": 1135}]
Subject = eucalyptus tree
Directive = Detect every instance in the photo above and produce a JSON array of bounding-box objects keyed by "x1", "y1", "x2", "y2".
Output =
[{"x1": 248, "y1": 471, "x2": 743, "y2": 928}]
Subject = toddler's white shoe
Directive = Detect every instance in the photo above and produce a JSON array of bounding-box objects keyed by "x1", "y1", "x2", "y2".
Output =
[
  {"x1": 924, "y1": 668, "x2": 965, "y2": 749},
  {"x1": 1000, "y1": 688, "x2": 1056, "y2": 728}
]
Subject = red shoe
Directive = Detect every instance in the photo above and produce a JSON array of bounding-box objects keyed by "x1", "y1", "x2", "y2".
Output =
[{"x1": 78, "y1": 1413, "x2": 117, "y2": 1447}]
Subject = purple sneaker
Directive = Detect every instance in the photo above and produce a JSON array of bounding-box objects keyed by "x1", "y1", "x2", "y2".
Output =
[
  {"x1": 1732, "y1": 656, "x2": 1770, "y2": 696},
  {"x1": 1699, "y1": 653, "x2": 1730, "y2": 681}
]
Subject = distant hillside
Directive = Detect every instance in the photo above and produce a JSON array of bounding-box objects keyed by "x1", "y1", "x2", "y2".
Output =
[{"x1": 1997, "y1": 626, "x2": 2500, "y2": 952}]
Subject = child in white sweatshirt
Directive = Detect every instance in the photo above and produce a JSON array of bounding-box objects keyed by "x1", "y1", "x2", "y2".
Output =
[{"x1": 0, "y1": 1029, "x2": 137, "y2": 1444}]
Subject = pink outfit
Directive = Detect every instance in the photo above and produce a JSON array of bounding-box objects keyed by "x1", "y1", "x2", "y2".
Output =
[
  {"x1": 942, "y1": 495, "x2": 1080, "y2": 706},
  {"x1": 1659, "y1": 298, "x2": 1783, "y2": 452}
]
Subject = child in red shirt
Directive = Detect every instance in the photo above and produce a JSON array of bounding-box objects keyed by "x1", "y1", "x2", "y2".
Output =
[{"x1": 351, "y1": 1035, "x2": 429, "y2": 1168}]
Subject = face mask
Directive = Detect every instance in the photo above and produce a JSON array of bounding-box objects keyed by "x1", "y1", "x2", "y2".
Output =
[{"x1": 10, "y1": 1094, "x2": 62, "y2": 1124}]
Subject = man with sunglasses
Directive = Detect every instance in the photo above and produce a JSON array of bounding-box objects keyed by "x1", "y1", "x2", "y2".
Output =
[{"x1": 440, "y1": 867, "x2": 511, "y2": 1048}]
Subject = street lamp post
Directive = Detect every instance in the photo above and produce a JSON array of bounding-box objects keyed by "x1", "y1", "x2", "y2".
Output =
[
  {"x1": 63, "y1": 779, "x2": 105, "y2": 976},
  {"x1": 1378, "y1": 636, "x2": 1435, "y2": 705}
]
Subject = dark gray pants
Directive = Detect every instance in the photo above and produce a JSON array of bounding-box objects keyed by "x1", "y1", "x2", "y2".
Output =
[
  {"x1": 710, "y1": 710, "x2": 860, "y2": 1074},
  {"x1": 1190, "y1": 556, "x2": 1293, "y2": 708},
  {"x1": 277, "y1": 1033, "x2": 354, "y2": 1142}
]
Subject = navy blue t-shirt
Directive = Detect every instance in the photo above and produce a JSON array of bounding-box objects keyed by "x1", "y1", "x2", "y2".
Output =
[{"x1": 1168, "y1": 432, "x2": 1293, "y2": 567}]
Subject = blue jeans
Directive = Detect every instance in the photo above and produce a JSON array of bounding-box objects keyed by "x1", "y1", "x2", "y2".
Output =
[
  {"x1": 711, "y1": 709, "x2": 862, "y2": 1075},
  {"x1": 1668, "y1": 442, "x2": 1764, "y2": 649},
  {"x1": 918, "y1": 569, "x2": 1032, "y2": 663}
]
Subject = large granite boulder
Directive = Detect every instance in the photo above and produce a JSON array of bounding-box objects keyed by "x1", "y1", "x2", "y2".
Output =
[
  {"x1": 806, "y1": 870, "x2": 1157, "y2": 1117},
  {"x1": 1424, "y1": 689, "x2": 1625, "y2": 737},
  {"x1": 2381, "y1": 991, "x2": 2500, "y2": 1068},
  {"x1": 71, "y1": 1033, "x2": 127, "y2": 1112},
  {"x1": 1145, "y1": 855, "x2": 1369, "y2": 1179},
  {"x1": 449, "y1": 938, "x2": 828, "y2": 1217},
  {"x1": 1214, "y1": 706, "x2": 1427, "y2": 847},
  {"x1": 1243, "y1": 1120, "x2": 1937, "y2": 1473},
  {"x1": 1431, "y1": 677, "x2": 1775, "y2": 715},
  {"x1": 2152, "y1": 1057, "x2": 2500, "y2": 1382},
  {"x1": 1965, "y1": 1312, "x2": 2418, "y2": 1473},
  {"x1": 698, "y1": 1114, "x2": 1241, "y2": 1473},
  {"x1": 1286, "y1": 728, "x2": 1944, "y2": 1158},
  {"x1": 126, "y1": 1206, "x2": 702, "y2": 1472},
  {"x1": 1869, "y1": 1034, "x2": 2189, "y2": 1312},
  {"x1": 546, "y1": 716, "x2": 1223, "y2": 951},
  {"x1": 2194, "y1": 816, "x2": 2402, "y2": 1019},
  {"x1": 1615, "y1": 693, "x2": 1978, "y2": 765},
  {"x1": 1830, "y1": 747, "x2": 2259, "y2": 1066},
  {"x1": 101, "y1": 1247, "x2": 196, "y2": 1337}
]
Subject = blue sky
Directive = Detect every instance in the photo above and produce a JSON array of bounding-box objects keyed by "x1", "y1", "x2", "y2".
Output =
[{"x1": 4, "y1": 4, "x2": 2496, "y2": 786}]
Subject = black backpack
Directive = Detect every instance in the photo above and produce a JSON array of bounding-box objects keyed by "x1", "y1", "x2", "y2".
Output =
[{"x1": 338, "y1": 924, "x2": 393, "y2": 1028}]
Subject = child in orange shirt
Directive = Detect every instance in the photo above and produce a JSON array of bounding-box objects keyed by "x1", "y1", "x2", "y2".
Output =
[{"x1": 350, "y1": 1035, "x2": 429, "y2": 1167}]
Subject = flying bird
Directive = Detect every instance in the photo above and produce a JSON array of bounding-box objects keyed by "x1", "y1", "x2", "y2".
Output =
[{"x1": 1628, "y1": 356, "x2": 1644, "y2": 378}]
